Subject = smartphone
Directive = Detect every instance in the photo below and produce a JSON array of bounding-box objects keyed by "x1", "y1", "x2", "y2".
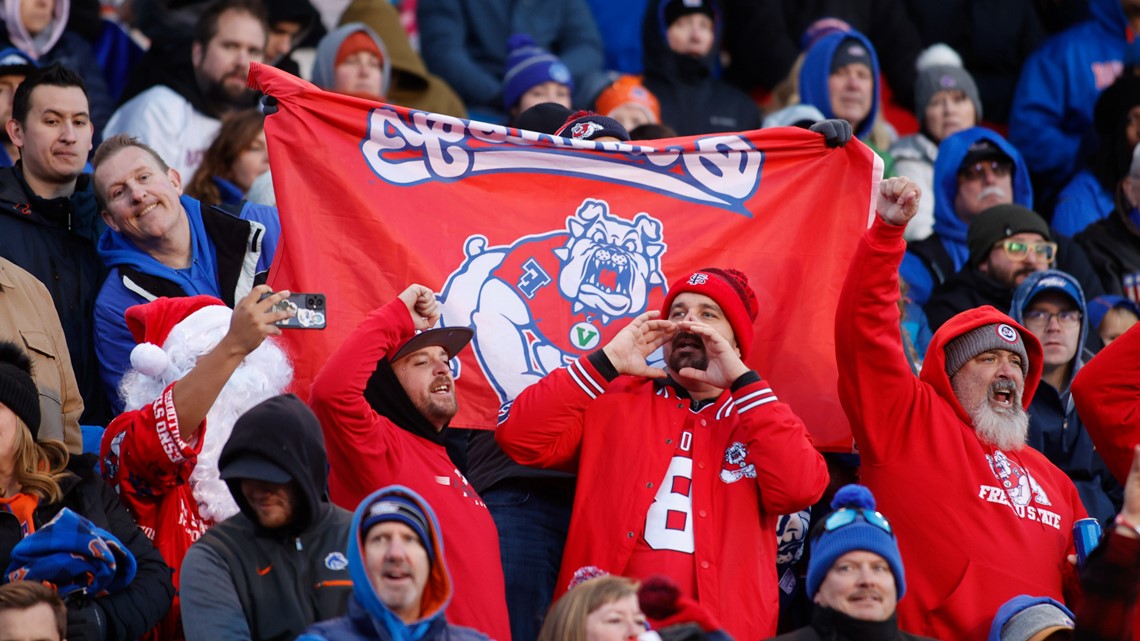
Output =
[{"x1": 262, "y1": 292, "x2": 327, "y2": 329}]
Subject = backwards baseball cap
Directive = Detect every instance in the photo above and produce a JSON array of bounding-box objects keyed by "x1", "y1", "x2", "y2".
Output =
[
  {"x1": 991, "y1": 595, "x2": 1075, "y2": 641},
  {"x1": 960, "y1": 139, "x2": 1011, "y2": 171},
  {"x1": 391, "y1": 326, "x2": 474, "y2": 363},
  {"x1": 361, "y1": 493, "x2": 435, "y2": 563},
  {"x1": 967, "y1": 204, "x2": 1052, "y2": 268},
  {"x1": 661, "y1": 268, "x2": 758, "y2": 359},
  {"x1": 662, "y1": 0, "x2": 716, "y2": 28},
  {"x1": 806, "y1": 484, "x2": 905, "y2": 599},
  {"x1": 830, "y1": 37, "x2": 873, "y2": 74},
  {"x1": 944, "y1": 322, "x2": 1029, "y2": 378},
  {"x1": 556, "y1": 110, "x2": 631, "y2": 142}
]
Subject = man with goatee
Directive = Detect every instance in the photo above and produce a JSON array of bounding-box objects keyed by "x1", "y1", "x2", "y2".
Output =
[
  {"x1": 835, "y1": 176, "x2": 1087, "y2": 641},
  {"x1": 496, "y1": 267, "x2": 828, "y2": 641}
]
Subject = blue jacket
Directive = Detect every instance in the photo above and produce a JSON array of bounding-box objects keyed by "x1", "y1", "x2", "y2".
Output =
[
  {"x1": 298, "y1": 486, "x2": 492, "y2": 641},
  {"x1": 1008, "y1": 0, "x2": 1127, "y2": 190},
  {"x1": 798, "y1": 29, "x2": 879, "y2": 140},
  {"x1": 1053, "y1": 169, "x2": 1115, "y2": 238},
  {"x1": 94, "y1": 196, "x2": 279, "y2": 410},
  {"x1": 416, "y1": 0, "x2": 606, "y2": 117},
  {"x1": 899, "y1": 127, "x2": 1034, "y2": 305},
  {"x1": 585, "y1": 0, "x2": 649, "y2": 74},
  {"x1": 1009, "y1": 270, "x2": 1123, "y2": 528}
]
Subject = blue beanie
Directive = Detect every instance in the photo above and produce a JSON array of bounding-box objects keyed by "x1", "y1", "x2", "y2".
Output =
[
  {"x1": 502, "y1": 33, "x2": 573, "y2": 111},
  {"x1": 806, "y1": 484, "x2": 905, "y2": 599},
  {"x1": 360, "y1": 494, "x2": 435, "y2": 563}
]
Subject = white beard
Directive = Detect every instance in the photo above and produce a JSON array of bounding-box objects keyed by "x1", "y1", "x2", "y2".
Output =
[
  {"x1": 968, "y1": 395, "x2": 1029, "y2": 452},
  {"x1": 119, "y1": 324, "x2": 292, "y2": 523}
]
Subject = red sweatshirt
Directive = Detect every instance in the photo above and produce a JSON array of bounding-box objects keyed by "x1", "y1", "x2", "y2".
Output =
[
  {"x1": 308, "y1": 299, "x2": 511, "y2": 641},
  {"x1": 836, "y1": 218, "x2": 1085, "y2": 641}
]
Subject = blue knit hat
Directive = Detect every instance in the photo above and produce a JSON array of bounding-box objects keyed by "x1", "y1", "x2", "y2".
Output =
[
  {"x1": 360, "y1": 494, "x2": 435, "y2": 563},
  {"x1": 502, "y1": 34, "x2": 573, "y2": 111},
  {"x1": 806, "y1": 484, "x2": 905, "y2": 599}
]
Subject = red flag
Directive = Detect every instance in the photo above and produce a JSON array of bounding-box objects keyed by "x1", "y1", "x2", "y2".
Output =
[{"x1": 251, "y1": 63, "x2": 881, "y2": 452}]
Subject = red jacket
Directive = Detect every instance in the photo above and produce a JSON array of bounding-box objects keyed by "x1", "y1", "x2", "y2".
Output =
[
  {"x1": 101, "y1": 383, "x2": 210, "y2": 641},
  {"x1": 496, "y1": 351, "x2": 827, "y2": 641},
  {"x1": 1071, "y1": 319, "x2": 1140, "y2": 635},
  {"x1": 836, "y1": 218, "x2": 1085, "y2": 641},
  {"x1": 308, "y1": 299, "x2": 511, "y2": 641}
]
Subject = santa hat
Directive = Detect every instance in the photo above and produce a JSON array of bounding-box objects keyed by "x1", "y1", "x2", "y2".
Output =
[{"x1": 125, "y1": 296, "x2": 230, "y2": 377}]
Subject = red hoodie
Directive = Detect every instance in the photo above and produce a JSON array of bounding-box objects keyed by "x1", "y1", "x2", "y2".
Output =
[
  {"x1": 1071, "y1": 319, "x2": 1140, "y2": 634},
  {"x1": 836, "y1": 218, "x2": 1085, "y2": 641}
]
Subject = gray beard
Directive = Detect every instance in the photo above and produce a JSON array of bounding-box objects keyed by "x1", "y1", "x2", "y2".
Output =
[{"x1": 968, "y1": 395, "x2": 1029, "y2": 451}]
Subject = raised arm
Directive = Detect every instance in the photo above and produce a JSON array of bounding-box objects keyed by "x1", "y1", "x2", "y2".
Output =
[{"x1": 1072, "y1": 322, "x2": 1140, "y2": 484}]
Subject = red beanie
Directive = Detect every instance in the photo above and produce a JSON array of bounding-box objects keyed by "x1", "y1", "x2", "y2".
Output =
[
  {"x1": 336, "y1": 31, "x2": 383, "y2": 68},
  {"x1": 660, "y1": 267, "x2": 758, "y2": 358}
]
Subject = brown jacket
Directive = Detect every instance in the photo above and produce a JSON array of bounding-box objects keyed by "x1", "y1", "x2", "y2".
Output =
[
  {"x1": 340, "y1": 0, "x2": 467, "y2": 118},
  {"x1": 0, "y1": 257, "x2": 83, "y2": 451}
]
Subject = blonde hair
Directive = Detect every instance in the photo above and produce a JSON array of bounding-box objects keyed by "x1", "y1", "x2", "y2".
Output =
[
  {"x1": 537, "y1": 576, "x2": 640, "y2": 641},
  {"x1": 8, "y1": 416, "x2": 68, "y2": 504}
]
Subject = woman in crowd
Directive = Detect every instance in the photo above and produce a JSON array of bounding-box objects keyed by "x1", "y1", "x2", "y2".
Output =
[
  {"x1": 186, "y1": 109, "x2": 270, "y2": 207},
  {"x1": 537, "y1": 575, "x2": 647, "y2": 641}
]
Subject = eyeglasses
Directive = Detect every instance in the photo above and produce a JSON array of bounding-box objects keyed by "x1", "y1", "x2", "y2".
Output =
[
  {"x1": 997, "y1": 240, "x2": 1057, "y2": 263},
  {"x1": 960, "y1": 160, "x2": 1012, "y2": 181},
  {"x1": 824, "y1": 507, "x2": 893, "y2": 535},
  {"x1": 1023, "y1": 309, "x2": 1082, "y2": 330}
]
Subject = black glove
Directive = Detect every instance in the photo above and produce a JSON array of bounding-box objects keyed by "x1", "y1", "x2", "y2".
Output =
[
  {"x1": 809, "y1": 118, "x2": 853, "y2": 148},
  {"x1": 260, "y1": 95, "x2": 279, "y2": 116},
  {"x1": 66, "y1": 601, "x2": 107, "y2": 641}
]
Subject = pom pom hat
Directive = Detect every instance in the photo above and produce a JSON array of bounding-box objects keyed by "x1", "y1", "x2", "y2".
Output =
[
  {"x1": 502, "y1": 33, "x2": 573, "y2": 111},
  {"x1": 125, "y1": 296, "x2": 230, "y2": 377},
  {"x1": 806, "y1": 484, "x2": 906, "y2": 599},
  {"x1": 661, "y1": 268, "x2": 759, "y2": 359}
]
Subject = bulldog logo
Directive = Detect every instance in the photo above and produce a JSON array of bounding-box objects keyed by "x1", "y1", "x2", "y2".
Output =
[
  {"x1": 570, "y1": 121, "x2": 604, "y2": 140},
  {"x1": 986, "y1": 450, "x2": 1052, "y2": 508},
  {"x1": 720, "y1": 441, "x2": 756, "y2": 484},
  {"x1": 439, "y1": 198, "x2": 667, "y2": 403}
]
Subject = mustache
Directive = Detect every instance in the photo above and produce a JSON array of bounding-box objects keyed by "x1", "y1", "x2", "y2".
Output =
[
  {"x1": 671, "y1": 331, "x2": 704, "y2": 348},
  {"x1": 978, "y1": 185, "x2": 1008, "y2": 202}
]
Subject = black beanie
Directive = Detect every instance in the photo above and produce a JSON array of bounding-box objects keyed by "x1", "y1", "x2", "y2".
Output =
[
  {"x1": 0, "y1": 342, "x2": 40, "y2": 439},
  {"x1": 830, "y1": 37, "x2": 873, "y2": 74},
  {"x1": 967, "y1": 204, "x2": 1052, "y2": 268},
  {"x1": 663, "y1": 0, "x2": 715, "y2": 28}
]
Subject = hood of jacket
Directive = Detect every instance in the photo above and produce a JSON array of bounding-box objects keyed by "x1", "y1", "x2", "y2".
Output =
[
  {"x1": 1008, "y1": 269, "x2": 1088, "y2": 390},
  {"x1": 311, "y1": 22, "x2": 392, "y2": 99},
  {"x1": 986, "y1": 595, "x2": 1075, "y2": 641},
  {"x1": 348, "y1": 485, "x2": 452, "y2": 630},
  {"x1": 919, "y1": 305, "x2": 1044, "y2": 426},
  {"x1": 932, "y1": 127, "x2": 1034, "y2": 261},
  {"x1": 1090, "y1": 0, "x2": 1128, "y2": 35},
  {"x1": 1, "y1": 0, "x2": 67, "y2": 59},
  {"x1": 340, "y1": 0, "x2": 430, "y2": 82},
  {"x1": 641, "y1": 0, "x2": 722, "y2": 83},
  {"x1": 798, "y1": 29, "x2": 880, "y2": 140},
  {"x1": 219, "y1": 394, "x2": 331, "y2": 535}
]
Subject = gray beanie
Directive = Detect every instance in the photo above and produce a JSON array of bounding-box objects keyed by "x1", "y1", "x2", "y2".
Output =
[
  {"x1": 944, "y1": 323, "x2": 1029, "y2": 377},
  {"x1": 916, "y1": 65, "x2": 982, "y2": 128}
]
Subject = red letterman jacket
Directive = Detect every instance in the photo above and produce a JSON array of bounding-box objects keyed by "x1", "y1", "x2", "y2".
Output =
[{"x1": 496, "y1": 350, "x2": 827, "y2": 641}]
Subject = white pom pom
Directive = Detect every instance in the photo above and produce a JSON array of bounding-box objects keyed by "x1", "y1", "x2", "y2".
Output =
[
  {"x1": 130, "y1": 343, "x2": 169, "y2": 377},
  {"x1": 916, "y1": 43, "x2": 963, "y2": 72}
]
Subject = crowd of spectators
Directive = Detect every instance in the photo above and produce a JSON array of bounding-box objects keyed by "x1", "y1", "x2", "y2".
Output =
[{"x1": 0, "y1": 1, "x2": 1139, "y2": 641}]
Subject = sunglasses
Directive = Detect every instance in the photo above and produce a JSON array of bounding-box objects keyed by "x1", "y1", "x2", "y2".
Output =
[
  {"x1": 824, "y1": 507, "x2": 893, "y2": 535},
  {"x1": 960, "y1": 160, "x2": 1012, "y2": 181},
  {"x1": 997, "y1": 240, "x2": 1057, "y2": 263}
]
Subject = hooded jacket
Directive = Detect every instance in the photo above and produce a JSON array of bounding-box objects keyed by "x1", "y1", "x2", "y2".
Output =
[
  {"x1": 298, "y1": 486, "x2": 492, "y2": 641},
  {"x1": 1008, "y1": 0, "x2": 1128, "y2": 193},
  {"x1": 308, "y1": 298, "x2": 511, "y2": 641},
  {"x1": 1075, "y1": 186, "x2": 1140, "y2": 298},
  {"x1": 94, "y1": 195, "x2": 280, "y2": 410},
  {"x1": 798, "y1": 29, "x2": 880, "y2": 141},
  {"x1": 180, "y1": 394, "x2": 354, "y2": 641},
  {"x1": 769, "y1": 607, "x2": 938, "y2": 641},
  {"x1": 311, "y1": 22, "x2": 392, "y2": 99},
  {"x1": 340, "y1": 0, "x2": 466, "y2": 118},
  {"x1": 641, "y1": 0, "x2": 760, "y2": 136},
  {"x1": 899, "y1": 127, "x2": 1033, "y2": 306},
  {"x1": 1008, "y1": 270, "x2": 1122, "y2": 527},
  {"x1": 837, "y1": 216, "x2": 1086, "y2": 641}
]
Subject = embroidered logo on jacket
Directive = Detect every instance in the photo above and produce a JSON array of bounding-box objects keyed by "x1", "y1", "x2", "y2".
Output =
[{"x1": 719, "y1": 441, "x2": 756, "y2": 484}]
